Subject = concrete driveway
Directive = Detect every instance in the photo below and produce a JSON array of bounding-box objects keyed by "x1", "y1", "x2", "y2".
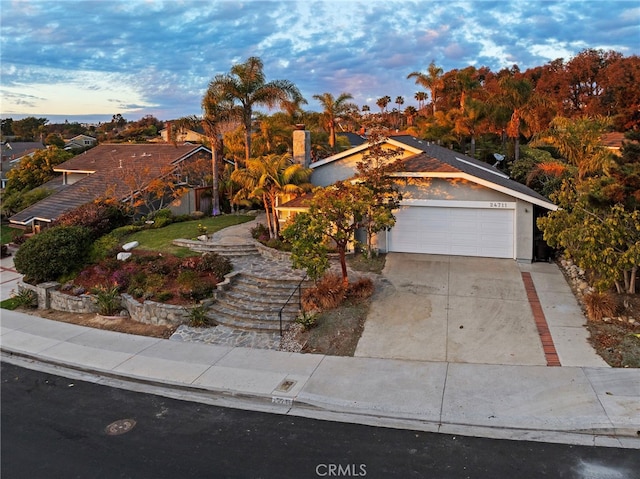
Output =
[{"x1": 355, "y1": 253, "x2": 547, "y2": 365}]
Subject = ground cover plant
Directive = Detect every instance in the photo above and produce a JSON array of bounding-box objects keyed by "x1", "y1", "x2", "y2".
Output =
[{"x1": 67, "y1": 250, "x2": 231, "y2": 306}]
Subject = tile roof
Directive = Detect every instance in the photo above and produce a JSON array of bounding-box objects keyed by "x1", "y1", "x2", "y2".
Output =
[
  {"x1": 10, "y1": 144, "x2": 210, "y2": 225},
  {"x1": 388, "y1": 135, "x2": 554, "y2": 206}
]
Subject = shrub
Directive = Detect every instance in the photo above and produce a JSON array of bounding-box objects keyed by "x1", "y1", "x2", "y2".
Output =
[
  {"x1": 53, "y1": 199, "x2": 131, "y2": 239},
  {"x1": 196, "y1": 253, "x2": 232, "y2": 278},
  {"x1": 347, "y1": 277, "x2": 374, "y2": 300},
  {"x1": 296, "y1": 310, "x2": 318, "y2": 330},
  {"x1": 250, "y1": 223, "x2": 269, "y2": 240},
  {"x1": 177, "y1": 270, "x2": 198, "y2": 289},
  {"x1": 89, "y1": 234, "x2": 121, "y2": 263},
  {"x1": 584, "y1": 291, "x2": 619, "y2": 321},
  {"x1": 302, "y1": 274, "x2": 346, "y2": 311},
  {"x1": 92, "y1": 285, "x2": 122, "y2": 316},
  {"x1": 156, "y1": 291, "x2": 174, "y2": 302},
  {"x1": 187, "y1": 303, "x2": 210, "y2": 327},
  {"x1": 190, "y1": 211, "x2": 205, "y2": 220},
  {"x1": 12, "y1": 288, "x2": 37, "y2": 309},
  {"x1": 14, "y1": 226, "x2": 93, "y2": 284}
]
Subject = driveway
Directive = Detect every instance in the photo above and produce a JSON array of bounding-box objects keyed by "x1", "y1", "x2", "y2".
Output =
[{"x1": 355, "y1": 253, "x2": 547, "y2": 365}]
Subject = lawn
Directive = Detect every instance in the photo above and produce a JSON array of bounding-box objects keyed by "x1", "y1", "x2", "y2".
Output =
[
  {"x1": 125, "y1": 214, "x2": 254, "y2": 256},
  {"x1": 1, "y1": 223, "x2": 22, "y2": 244}
]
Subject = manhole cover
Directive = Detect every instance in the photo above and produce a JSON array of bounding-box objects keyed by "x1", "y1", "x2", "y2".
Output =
[{"x1": 105, "y1": 419, "x2": 136, "y2": 436}]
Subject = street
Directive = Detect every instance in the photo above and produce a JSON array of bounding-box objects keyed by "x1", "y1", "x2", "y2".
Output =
[{"x1": 1, "y1": 362, "x2": 637, "y2": 479}]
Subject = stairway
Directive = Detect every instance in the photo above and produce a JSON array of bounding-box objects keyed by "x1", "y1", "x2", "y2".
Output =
[
  {"x1": 207, "y1": 272, "x2": 309, "y2": 332},
  {"x1": 172, "y1": 238, "x2": 259, "y2": 257}
]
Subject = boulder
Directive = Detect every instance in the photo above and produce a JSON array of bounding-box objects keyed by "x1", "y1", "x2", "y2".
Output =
[
  {"x1": 122, "y1": 241, "x2": 139, "y2": 251},
  {"x1": 117, "y1": 252, "x2": 132, "y2": 261}
]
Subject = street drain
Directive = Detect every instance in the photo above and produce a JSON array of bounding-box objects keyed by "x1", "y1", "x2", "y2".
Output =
[
  {"x1": 275, "y1": 379, "x2": 296, "y2": 392},
  {"x1": 105, "y1": 419, "x2": 136, "y2": 436}
]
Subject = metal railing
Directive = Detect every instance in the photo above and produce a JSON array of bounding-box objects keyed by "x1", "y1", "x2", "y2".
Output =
[{"x1": 278, "y1": 274, "x2": 307, "y2": 337}]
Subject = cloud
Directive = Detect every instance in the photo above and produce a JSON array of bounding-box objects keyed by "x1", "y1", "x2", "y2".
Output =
[{"x1": 1, "y1": 0, "x2": 638, "y2": 122}]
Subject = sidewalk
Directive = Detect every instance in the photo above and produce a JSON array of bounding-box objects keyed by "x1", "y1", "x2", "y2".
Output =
[{"x1": 1, "y1": 309, "x2": 638, "y2": 449}]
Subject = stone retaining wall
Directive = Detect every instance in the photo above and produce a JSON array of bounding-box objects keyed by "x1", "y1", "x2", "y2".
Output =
[
  {"x1": 50, "y1": 290, "x2": 97, "y2": 314},
  {"x1": 19, "y1": 274, "x2": 232, "y2": 327},
  {"x1": 255, "y1": 241, "x2": 292, "y2": 262}
]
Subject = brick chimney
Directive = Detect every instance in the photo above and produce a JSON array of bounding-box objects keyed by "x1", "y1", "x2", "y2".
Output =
[{"x1": 292, "y1": 126, "x2": 310, "y2": 168}]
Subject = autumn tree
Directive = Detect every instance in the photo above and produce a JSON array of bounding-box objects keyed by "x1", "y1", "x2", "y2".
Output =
[
  {"x1": 283, "y1": 182, "x2": 374, "y2": 285},
  {"x1": 5, "y1": 147, "x2": 72, "y2": 194},
  {"x1": 355, "y1": 131, "x2": 403, "y2": 257}
]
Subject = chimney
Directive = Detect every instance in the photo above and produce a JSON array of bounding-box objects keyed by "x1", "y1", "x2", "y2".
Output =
[{"x1": 293, "y1": 127, "x2": 310, "y2": 168}]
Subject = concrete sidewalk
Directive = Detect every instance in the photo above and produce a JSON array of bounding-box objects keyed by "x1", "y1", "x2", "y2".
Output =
[{"x1": 1, "y1": 309, "x2": 638, "y2": 449}]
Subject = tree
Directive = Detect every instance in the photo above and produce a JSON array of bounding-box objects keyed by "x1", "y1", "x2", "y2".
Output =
[
  {"x1": 281, "y1": 212, "x2": 329, "y2": 282},
  {"x1": 210, "y1": 57, "x2": 305, "y2": 165},
  {"x1": 532, "y1": 116, "x2": 614, "y2": 179},
  {"x1": 408, "y1": 61, "x2": 444, "y2": 115},
  {"x1": 355, "y1": 131, "x2": 403, "y2": 257},
  {"x1": 10, "y1": 117, "x2": 48, "y2": 140},
  {"x1": 376, "y1": 95, "x2": 391, "y2": 113},
  {"x1": 284, "y1": 182, "x2": 373, "y2": 285},
  {"x1": 44, "y1": 133, "x2": 65, "y2": 148},
  {"x1": 538, "y1": 182, "x2": 639, "y2": 294},
  {"x1": 5, "y1": 147, "x2": 72, "y2": 194},
  {"x1": 231, "y1": 153, "x2": 312, "y2": 238},
  {"x1": 313, "y1": 92, "x2": 357, "y2": 149}
]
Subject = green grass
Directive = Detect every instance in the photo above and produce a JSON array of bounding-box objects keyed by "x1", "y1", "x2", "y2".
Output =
[
  {"x1": 0, "y1": 297, "x2": 21, "y2": 310},
  {"x1": 1, "y1": 224, "x2": 22, "y2": 244},
  {"x1": 125, "y1": 214, "x2": 254, "y2": 256}
]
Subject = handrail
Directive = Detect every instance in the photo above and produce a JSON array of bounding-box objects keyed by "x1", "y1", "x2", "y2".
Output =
[{"x1": 278, "y1": 273, "x2": 307, "y2": 337}]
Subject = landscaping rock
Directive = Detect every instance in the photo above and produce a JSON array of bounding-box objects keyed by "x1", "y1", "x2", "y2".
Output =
[
  {"x1": 122, "y1": 241, "x2": 139, "y2": 251},
  {"x1": 117, "y1": 252, "x2": 132, "y2": 261}
]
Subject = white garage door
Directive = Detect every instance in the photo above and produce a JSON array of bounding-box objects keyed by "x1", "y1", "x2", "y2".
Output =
[{"x1": 388, "y1": 206, "x2": 514, "y2": 258}]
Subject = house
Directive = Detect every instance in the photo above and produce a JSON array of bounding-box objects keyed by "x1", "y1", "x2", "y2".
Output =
[
  {"x1": 281, "y1": 133, "x2": 558, "y2": 263},
  {"x1": 1, "y1": 141, "x2": 46, "y2": 188},
  {"x1": 64, "y1": 134, "x2": 97, "y2": 150},
  {"x1": 9, "y1": 143, "x2": 212, "y2": 232},
  {"x1": 159, "y1": 122, "x2": 208, "y2": 143}
]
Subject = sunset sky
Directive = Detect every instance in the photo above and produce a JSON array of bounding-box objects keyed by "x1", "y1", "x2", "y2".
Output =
[{"x1": 1, "y1": 0, "x2": 639, "y2": 123}]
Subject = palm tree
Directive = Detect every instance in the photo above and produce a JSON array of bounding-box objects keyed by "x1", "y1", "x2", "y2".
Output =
[
  {"x1": 313, "y1": 92, "x2": 357, "y2": 149},
  {"x1": 394, "y1": 96, "x2": 405, "y2": 129},
  {"x1": 376, "y1": 95, "x2": 391, "y2": 113},
  {"x1": 495, "y1": 76, "x2": 546, "y2": 162},
  {"x1": 531, "y1": 116, "x2": 614, "y2": 179},
  {"x1": 408, "y1": 61, "x2": 443, "y2": 115},
  {"x1": 201, "y1": 81, "x2": 236, "y2": 215},
  {"x1": 231, "y1": 153, "x2": 312, "y2": 238},
  {"x1": 414, "y1": 91, "x2": 428, "y2": 111},
  {"x1": 211, "y1": 57, "x2": 305, "y2": 166}
]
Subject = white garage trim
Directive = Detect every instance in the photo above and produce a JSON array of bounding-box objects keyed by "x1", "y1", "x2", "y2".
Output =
[
  {"x1": 400, "y1": 199, "x2": 516, "y2": 209},
  {"x1": 388, "y1": 206, "x2": 515, "y2": 259}
]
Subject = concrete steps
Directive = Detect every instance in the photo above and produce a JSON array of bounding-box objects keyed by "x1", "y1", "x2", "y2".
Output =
[
  {"x1": 172, "y1": 239, "x2": 259, "y2": 257},
  {"x1": 207, "y1": 273, "x2": 310, "y2": 332}
]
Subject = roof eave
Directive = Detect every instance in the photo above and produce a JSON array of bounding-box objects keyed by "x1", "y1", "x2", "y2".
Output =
[{"x1": 390, "y1": 171, "x2": 558, "y2": 210}]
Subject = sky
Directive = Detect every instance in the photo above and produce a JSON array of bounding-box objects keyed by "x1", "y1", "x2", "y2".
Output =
[{"x1": 1, "y1": 0, "x2": 639, "y2": 124}]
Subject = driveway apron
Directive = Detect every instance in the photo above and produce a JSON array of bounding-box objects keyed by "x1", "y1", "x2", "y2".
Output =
[{"x1": 355, "y1": 253, "x2": 547, "y2": 365}]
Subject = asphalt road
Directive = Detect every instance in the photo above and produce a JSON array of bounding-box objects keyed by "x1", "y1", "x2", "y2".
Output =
[{"x1": 1, "y1": 362, "x2": 638, "y2": 479}]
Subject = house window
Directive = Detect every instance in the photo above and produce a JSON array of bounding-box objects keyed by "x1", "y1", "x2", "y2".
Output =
[{"x1": 84, "y1": 140, "x2": 91, "y2": 145}]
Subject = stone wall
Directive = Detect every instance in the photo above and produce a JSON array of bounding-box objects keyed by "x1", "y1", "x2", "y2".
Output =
[
  {"x1": 18, "y1": 281, "x2": 204, "y2": 327},
  {"x1": 50, "y1": 290, "x2": 97, "y2": 314}
]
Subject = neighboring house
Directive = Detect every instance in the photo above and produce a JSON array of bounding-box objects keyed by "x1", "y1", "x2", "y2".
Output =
[
  {"x1": 159, "y1": 122, "x2": 208, "y2": 143},
  {"x1": 1, "y1": 141, "x2": 46, "y2": 188},
  {"x1": 600, "y1": 132, "x2": 628, "y2": 156},
  {"x1": 9, "y1": 143, "x2": 212, "y2": 232},
  {"x1": 280, "y1": 134, "x2": 558, "y2": 263},
  {"x1": 64, "y1": 134, "x2": 97, "y2": 150}
]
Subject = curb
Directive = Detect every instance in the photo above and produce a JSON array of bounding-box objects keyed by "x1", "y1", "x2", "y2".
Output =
[{"x1": 3, "y1": 346, "x2": 638, "y2": 449}]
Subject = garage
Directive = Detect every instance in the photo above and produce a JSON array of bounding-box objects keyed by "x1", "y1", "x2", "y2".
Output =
[{"x1": 388, "y1": 204, "x2": 515, "y2": 258}]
